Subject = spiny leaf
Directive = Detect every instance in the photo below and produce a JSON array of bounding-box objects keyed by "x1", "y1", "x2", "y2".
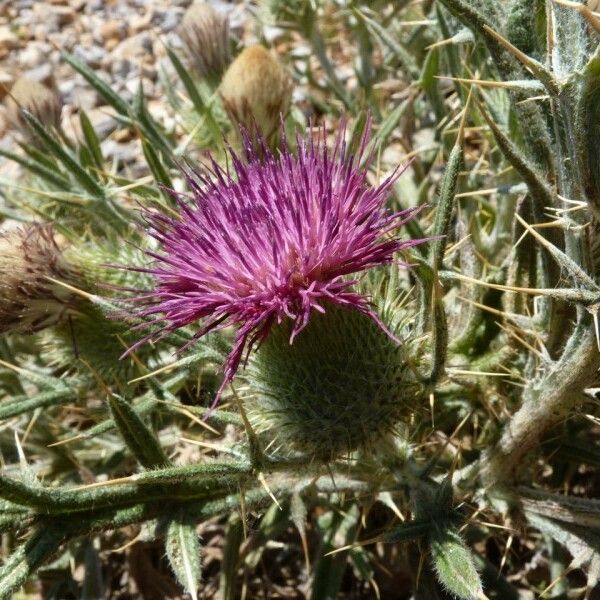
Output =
[
  {"x1": 79, "y1": 110, "x2": 104, "y2": 171},
  {"x1": 0, "y1": 147, "x2": 70, "y2": 188},
  {"x1": 382, "y1": 519, "x2": 431, "y2": 543},
  {"x1": 429, "y1": 528, "x2": 484, "y2": 600},
  {"x1": 219, "y1": 513, "x2": 244, "y2": 600},
  {"x1": 166, "y1": 509, "x2": 202, "y2": 600},
  {"x1": 108, "y1": 394, "x2": 171, "y2": 469},
  {"x1": 21, "y1": 109, "x2": 105, "y2": 199},
  {"x1": 62, "y1": 52, "x2": 130, "y2": 116},
  {"x1": 476, "y1": 99, "x2": 556, "y2": 211},
  {"x1": 0, "y1": 526, "x2": 68, "y2": 600}
]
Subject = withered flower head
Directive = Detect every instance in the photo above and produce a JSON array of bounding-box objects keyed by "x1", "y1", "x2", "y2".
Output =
[
  {"x1": 179, "y1": 2, "x2": 231, "y2": 84},
  {"x1": 0, "y1": 224, "x2": 75, "y2": 334},
  {"x1": 5, "y1": 77, "x2": 63, "y2": 139}
]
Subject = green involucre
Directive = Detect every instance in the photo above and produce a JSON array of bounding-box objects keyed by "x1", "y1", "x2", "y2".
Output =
[{"x1": 242, "y1": 305, "x2": 421, "y2": 460}]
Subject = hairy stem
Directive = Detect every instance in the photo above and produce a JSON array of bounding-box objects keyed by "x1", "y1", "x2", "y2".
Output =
[{"x1": 480, "y1": 317, "x2": 600, "y2": 484}]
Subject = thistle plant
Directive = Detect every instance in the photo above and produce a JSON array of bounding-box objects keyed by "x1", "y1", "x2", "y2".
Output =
[{"x1": 1, "y1": 1, "x2": 600, "y2": 599}]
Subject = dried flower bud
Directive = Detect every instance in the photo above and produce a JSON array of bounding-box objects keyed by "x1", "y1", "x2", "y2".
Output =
[
  {"x1": 219, "y1": 45, "x2": 292, "y2": 142},
  {"x1": 5, "y1": 77, "x2": 63, "y2": 139},
  {"x1": 0, "y1": 224, "x2": 75, "y2": 334},
  {"x1": 179, "y1": 2, "x2": 231, "y2": 84}
]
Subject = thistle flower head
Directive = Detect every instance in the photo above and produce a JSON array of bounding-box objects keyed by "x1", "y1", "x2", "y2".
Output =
[
  {"x1": 178, "y1": 2, "x2": 231, "y2": 84},
  {"x1": 5, "y1": 77, "x2": 62, "y2": 139},
  {"x1": 0, "y1": 223, "x2": 74, "y2": 334},
  {"x1": 132, "y1": 125, "x2": 425, "y2": 400}
]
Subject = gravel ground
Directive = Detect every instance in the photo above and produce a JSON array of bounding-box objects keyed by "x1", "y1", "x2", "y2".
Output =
[{"x1": 0, "y1": 0, "x2": 249, "y2": 176}]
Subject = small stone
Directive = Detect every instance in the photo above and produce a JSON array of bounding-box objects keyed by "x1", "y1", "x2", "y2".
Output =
[
  {"x1": 129, "y1": 13, "x2": 153, "y2": 35},
  {"x1": 0, "y1": 71, "x2": 14, "y2": 100},
  {"x1": 24, "y1": 64, "x2": 55, "y2": 88},
  {"x1": 110, "y1": 58, "x2": 136, "y2": 80},
  {"x1": 0, "y1": 26, "x2": 19, "y2": 51},
  {"x1": 100, "y1": 20, "x2": 126, "y2": 42},
  {"x1": 18, "y1": 43, "x2": 46, "y2": 69},
  {"x1": 105, "y1": 38, "x2": 119, "y2": 52},
  {"x1": 113, "y1": 128, "x2": 134, "y2": 143},
  {"x1": 71, "y1": 86, "x2": 100, "y2": 110},
  {"x1": 102, "y1": 139, "x2": 140, "y2": 164},
  {"x1": 74, "y1": 45, "x2": 105, "y2": 69},
  {"x1": 51, "y1": 6, "x2": 76, "y2": 26}
]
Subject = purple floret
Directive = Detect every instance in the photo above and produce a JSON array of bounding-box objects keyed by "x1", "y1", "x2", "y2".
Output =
[{"x1": 130, "y1": 124, "x2": 425, "y2": 399}]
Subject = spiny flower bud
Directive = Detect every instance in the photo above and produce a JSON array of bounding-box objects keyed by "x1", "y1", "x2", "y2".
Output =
[
  {"x1": 178, "y1": 2, "x2": 231, "y2": 85},
  {"x1": 45, "y1": 243, "x2": 157, "y2": 384},
  {"x1": 243, "y1": 305, "x2": 422, "y2": 460},
  {"x1": 42, "y1": 304, "x2": 156, "y2": 385},
  {"x1": 5, "y1": 77, "x2": 63, "y2": 139},
  {"x1": 0, "y1": 224, "x2": 75, "y2": 334},
  {"x1": 218, "y1": 45, "x2": 292, "y2": 142}
]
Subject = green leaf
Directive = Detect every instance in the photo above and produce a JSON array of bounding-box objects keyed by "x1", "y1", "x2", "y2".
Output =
[
  {"x1": 0, "y1": 147, "x2": 69, "y2": 188},
  {"x1": 0, "y1": 526, "x2": 68, "y2": 600},
  {"x1": 142, "y1": 139, "x2": 174, "y2": 193},
  {"x1": 382, "y1": 519, "x2": 431, "y2": 543},
  {"x1": 311, "y1": 505, "x2": 360, "y2": 600},
  {"x1": 166, "y1": 46, "x2": 221, "y2": 142},
  {"x1": 0, "y1": 389, "x2": 78, "y2": 420},
  {"x1": 430, "y1": 528, "x2": 483, "y2": 600},
  {"x1": 63, "y1": 52, "x2": 130, "y2": 116},
  {"x1": 108, "y1": 394, "x2": 170, "y2": 469},
  {"x1": 166, "y1": 509, "x2": 202, "y2": 600},
  {"x1": 431, "y1": 143, "x2": 463, "y2": 271},
  {"x1": 20, "y1": 109, "x2": 105, "y2": 199},
  {"x1": 220, "y1": 513, "x2": 244, "y2": 600},
  {"x1": 79, "y1": 110, "x2": 104, "y2": 170}
]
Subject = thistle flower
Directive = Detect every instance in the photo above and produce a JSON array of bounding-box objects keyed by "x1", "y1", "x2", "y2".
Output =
[
  {"x1": 5, "y1": 77, "x2": 63, "y2": 140},
  {"x1": 0, "y1": 223, "x2": 74, "y2": 334},
  {"x1": 178, "y1": 2, "x2": 231, "y2": 85},
  {"x1": 131, "y1": 126, "x2": 426, "y2": 457},
  {"x1": 219, "y1": 45, "x2": 291, "y2": 142}
]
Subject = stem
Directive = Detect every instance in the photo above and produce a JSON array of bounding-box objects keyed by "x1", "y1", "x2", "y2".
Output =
[{"x1": 480, "y1": 316, "x2": 600, "y2": 484}]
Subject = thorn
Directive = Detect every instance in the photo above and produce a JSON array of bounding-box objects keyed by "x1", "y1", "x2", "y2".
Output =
[
  {"x1": 589, "y1": 306, "x2": 600, "y2": 352},
  {"x1": 481, "y1": 25, "x2": 559, "y2": 95},
  {"x1": 258, "y1": 472, "x2": 281, "y2": 510},
  {"x1": 47, "y1": 434, "x2": 86, "y2": 448},
  {"x1": 239, "y1": 484, "x2": 248, "y2": 540},
  {"x1": 180, "y1": 437, "x2": 238, "y2": 455},
  {"x1": 435, "y1": 75, "x2": 544, "y2": 92},
  {"x1": 44, "y1": 276, "x2": 98, "y2": 302},
  {"x1": 429, "y1": 392, "x2": 435, "y2": 428},
  {"x1": 168, "y1": 405, "x2": 220, "y2": 436},
  {"x1": 457, "y1": 86, "x2": 473, "y2": 146}
]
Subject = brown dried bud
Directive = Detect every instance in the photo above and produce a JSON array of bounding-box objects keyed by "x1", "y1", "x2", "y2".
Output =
[
  {"x1": 178, "y1": 2, "x2": 231, "y2": 84},
  {"x1": 0, "y1": 224, "x2": 76, "y2": 334},
  {"x1": 219, "y1": 45, "x2": 292, "y2": 142},
  {"x1": 5, "y1": 77, "x2": 63, "y2": 138}
]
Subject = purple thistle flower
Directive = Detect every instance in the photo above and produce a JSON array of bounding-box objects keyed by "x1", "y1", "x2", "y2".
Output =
[{"x1": 130, "y1": 125, "x2": 426, "y2": 399}]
